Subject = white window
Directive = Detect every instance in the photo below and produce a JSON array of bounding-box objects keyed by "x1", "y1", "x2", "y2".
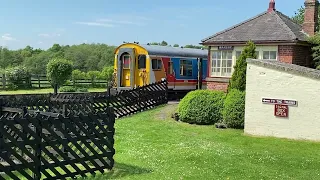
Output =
[
  {"x1": 211, "y1": 51, "x2": 233, "y2": 77},
  {"x1": 236, "y1": 51, "x2": 259, "y2": 60},
  {"x1": 263, "y1": 51, "x2": 277, "y2": 60}
]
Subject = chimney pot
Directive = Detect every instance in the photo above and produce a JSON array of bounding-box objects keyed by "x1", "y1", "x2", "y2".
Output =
[{"x1": 268, "y1": 0, "x2": 276, "y2": 12}]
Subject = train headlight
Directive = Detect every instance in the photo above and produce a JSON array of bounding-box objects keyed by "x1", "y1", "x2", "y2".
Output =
[{"x1": 161, "y1": 78, "x2": 166, "y2": 81}]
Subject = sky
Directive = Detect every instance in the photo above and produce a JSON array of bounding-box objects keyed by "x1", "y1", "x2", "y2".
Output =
[{"x1": 0, "y1": 0, "x2": 305, "y2": 50}]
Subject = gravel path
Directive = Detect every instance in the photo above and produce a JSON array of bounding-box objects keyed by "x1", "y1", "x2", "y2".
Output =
[{"x1": 155, "y1": 101, "x2": 179, "y2": 120}]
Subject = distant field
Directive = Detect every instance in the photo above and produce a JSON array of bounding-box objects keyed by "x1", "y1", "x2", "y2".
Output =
[{"x1": 0, "y1": 88, "x2": 106, "y2": 95}]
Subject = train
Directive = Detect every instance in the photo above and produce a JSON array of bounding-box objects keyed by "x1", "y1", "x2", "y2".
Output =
[{"x1": 111, "y1": 42, "x2": 208, "y2": 93}]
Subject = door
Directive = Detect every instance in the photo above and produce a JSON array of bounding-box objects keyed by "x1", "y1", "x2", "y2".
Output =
[
  {"x1": 136, "y1": 55, "x2": 147, "y2": 87},
  {"x1": 121, "y1": 54, "x2": 131, "y2": 87},
  {"x1": 167, "y1": 61, "x2": 175, "y2": 88}
]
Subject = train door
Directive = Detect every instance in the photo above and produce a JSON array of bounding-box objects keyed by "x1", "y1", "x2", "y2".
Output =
[
  {"x1": 167, "y1": 61, "x2": 175, "y2": 88},
  {"x1": 121, "y1": 53, "x2": 131, "y2": 87},
  {"x1": 136, "y1": 55, "x2": 147, "y2": 87}
]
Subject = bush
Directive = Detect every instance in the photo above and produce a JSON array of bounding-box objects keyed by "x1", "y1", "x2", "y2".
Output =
[
  {"x1": 177, "y1": 90, "x2": 226, "y2": 125},
  {"x1": 59, "y1": 86, "x2": 77, "y2": 92},
  {"x1": 222, "y1": 89, "x2": 246, "y2": 129},
  {"x1": 46, "y1": 58, "x2": 73, "y2": 93},
  {"x1": 6, "y1": 66, "x2": 31, "y2": 89}
]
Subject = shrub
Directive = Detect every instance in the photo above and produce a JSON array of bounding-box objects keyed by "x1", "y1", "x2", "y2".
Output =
[
  {"x1": 87, "y1": 71, "x2": 100, "y2": 86},
  {"x1": 59, "y1": 86, "x2": 77, "y2": 92},
  {"x1": 6, "y1": 66, "x2": 31, "y2": 89},
  {"x1": 222, "y1": 89, "x2": 246, "y2": 129},
  {"x1": 177, "y1": 90, "x2": 226, "y2": 125},
  {"x1": 46, "y1": 58, "x2": 73, "y2": 93},
  {"x1": 228, "y1": 40, "x2": 257, "y2": 92}
]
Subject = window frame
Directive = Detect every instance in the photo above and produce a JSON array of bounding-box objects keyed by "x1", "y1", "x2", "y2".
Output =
[
  {"x1": 138, "y1": 55, "x2": 146, "y2": 69},
  {"x1": 122, "y1": 54, "x2": 131, "y2": 69},
  {"x1": 210, "y1": 50, "x2": 233, "y2": 78},
  {"x1": 179, "y1": 59, "x2": 193, "y2": 77},
  {"x1": 262, "y1": 50, "x2": 277, "y2": 60},
  {"x1": 151, "y1": 58, "x2": 163, "y2": 71}
]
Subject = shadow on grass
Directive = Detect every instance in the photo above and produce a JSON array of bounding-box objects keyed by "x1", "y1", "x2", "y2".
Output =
[{"x1": 82, "y1": 162, "x2": 152, "y2": 180}]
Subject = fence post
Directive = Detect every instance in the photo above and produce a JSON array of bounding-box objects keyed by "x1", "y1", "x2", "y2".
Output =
[
  {"x1": 61, "y1": 104, "x2": 67, "y2": 155},
  {"x1": 34, "y1": 113, "x2": 42, "y2": 180},
  {"x1": 2, "y1": 73, "x2": 6, "y2": 90},
  {"x1": 38, "y1": 75, "x2": 41, "y2": 88}
]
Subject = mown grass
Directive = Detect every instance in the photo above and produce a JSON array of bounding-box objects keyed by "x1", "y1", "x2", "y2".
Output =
[
  {"x1": 0, "y1": 88, "x2": 106, "y2": 94},
  {"x1": 2, "y1": 104, "x2": 320, "y2": 179},
  {"x1": 84, "y1": 105, "x2": 320, "y2": 180}
]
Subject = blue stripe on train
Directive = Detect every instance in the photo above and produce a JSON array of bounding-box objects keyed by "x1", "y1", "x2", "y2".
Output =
[{"x1": 170, "y1": 58, "x2": 208, "y2": 80}]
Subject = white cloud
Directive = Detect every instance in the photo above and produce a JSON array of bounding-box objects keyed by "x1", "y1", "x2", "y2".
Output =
[
  {"x1": 38, "y1": 33, "x2": 61, "y2": 38},
  {"x1": 1, "y1": 33, "x2": 16, "y2": 41},
  {"x1": 75, "y1": 15, "x2": 150, "y2": 28},
  {"x1": 75, "y1": 22, "x2": 115, "y2": 27}
]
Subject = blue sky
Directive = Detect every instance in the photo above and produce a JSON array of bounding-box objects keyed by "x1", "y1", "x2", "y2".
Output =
[{"x1": 0, "y1": 0, "x2": 304, "y2": 50}]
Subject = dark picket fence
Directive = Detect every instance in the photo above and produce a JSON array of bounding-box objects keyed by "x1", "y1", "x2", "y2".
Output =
[{"x1": 0, "y1": 80, "x2": 168, "y2": 179}]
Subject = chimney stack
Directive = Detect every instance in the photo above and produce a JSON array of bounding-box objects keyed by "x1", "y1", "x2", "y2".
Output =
[
  {"x1": 303, "y1": 0, "x2": 319, "y2": 36},
  {"x1": 268, "y1": 0, "x2": 276, "y2": 12}
]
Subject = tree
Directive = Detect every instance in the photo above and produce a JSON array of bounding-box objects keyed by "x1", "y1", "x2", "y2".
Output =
[
  {"x1": 160, "y1": 41, "x2": 168, "y2": 46},
  {"x1": 228, "y1": 40, "x2": 257, "y2": 92},
  {"x1": 46, "y1": 58, "x2": 73, "y2": 94},
  {"x1": 307, "y1": 33, "x2": 320, "y2": 68},
  {"x1": 291, "y1": 4, "x2": 320, "y2": 31},
  {"x1": 173, "y1": 44, "x2": 179, "y2": 47}
]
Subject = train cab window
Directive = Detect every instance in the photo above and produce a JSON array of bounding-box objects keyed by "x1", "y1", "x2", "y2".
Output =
[
  {"x1": 152, "y1": 59, "x2": 162, "y2": 70},
  {"x1": 180, "y1": 59, "x2": 193, "y2": 76},
  {"x1": 138, "y1": 55, "x2": 146, "y2": 69},
  {"x1": 122, "y1": 55, "x2": 131, "y2": 69}
]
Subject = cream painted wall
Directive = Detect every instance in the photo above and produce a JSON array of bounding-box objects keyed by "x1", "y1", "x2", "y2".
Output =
[
  {"x1": 244, "y1": 63, "x2": 320, "y2": 141},
  {"x1": 209, "y1": 45, "x2": 278, "y2": 77}
]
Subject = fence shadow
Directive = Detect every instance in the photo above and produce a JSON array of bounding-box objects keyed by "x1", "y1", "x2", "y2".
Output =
[{"x1": 78, "y1": 162, "x2": 152, "y2": 179}]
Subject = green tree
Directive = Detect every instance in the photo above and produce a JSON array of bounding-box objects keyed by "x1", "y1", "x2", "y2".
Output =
[
  {"x1": 160, "y1": 41, "x2": 168, "y2": 46},
  {"x1": 291, "y1": 4, "x2": 320, "y2": 31},
  {"x1": 46, "y1": 58, "x2": 73, "y2": 94},
  {"x1": 307, "y1": 33, "x2": 320, "y2": 68},
  {"x1": 228, "y1": 40, "x2": 257, "y2": 92},
  {"x1": 173, "y1": 44, "x2": 179, "y2": 47}
]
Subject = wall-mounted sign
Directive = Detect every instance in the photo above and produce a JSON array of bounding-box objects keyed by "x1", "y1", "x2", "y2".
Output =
[
  {"x1": 274, "y1": 104, "x2": 288, "y2": 117},
  {"x1": 262, "y1": 98, "x2": 297, "y2": 106},
  {"x1": 218, "y1": 46, "x2": 234, "y2": 51}
]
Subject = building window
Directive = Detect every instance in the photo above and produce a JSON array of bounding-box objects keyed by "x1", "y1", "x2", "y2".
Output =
[
  {"x1": 263, "y1": 51, "x2": 277, "y2": 60},
  {"x1": 180, "y1": 59, "x2": 193, "y2": 76},
  {"x1": 168, "y1": 61, "x2": 173, "y2": 74},
  {"x1": 138, "y1": 55, "x2": 146, "y2": 69},
  {"x1": 236, "y1": 51, "x2": 259, "y2": 60},
  {"x1": 122, "y1": 55, "x2": 131, "y2": 69},
  {"x1": 152, "y1": 59, "x2": 162, "y2": 70},
  {"x1": 211, "y1": 51, "x2": 232, "y2": 77}
]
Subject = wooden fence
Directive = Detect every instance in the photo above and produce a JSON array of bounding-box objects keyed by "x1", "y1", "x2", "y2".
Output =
[
  {"x1": 0, "y1": 74, "x2": 109, "y2": 90},
  {"x1": 0, "y1": 80, "x2": 168, "y2": 179}
]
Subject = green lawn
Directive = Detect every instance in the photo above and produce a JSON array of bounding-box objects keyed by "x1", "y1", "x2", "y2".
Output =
[
  {"x1": 0, "y1": 88, "x2": 106, "y2": 94},
  {"x1": 84, "y1": 104, "x2": 320, "y2": 180}
]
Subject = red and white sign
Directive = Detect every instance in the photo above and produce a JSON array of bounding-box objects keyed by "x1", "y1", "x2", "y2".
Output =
[
  {"x1": 274, "y1": 104, "x2": 288, "y2": 117},
  {"x1": 262, "y1": 98, "x2": 297, "y2": 106}
]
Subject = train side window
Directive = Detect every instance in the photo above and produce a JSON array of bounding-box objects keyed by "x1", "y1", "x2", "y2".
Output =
[
  {"x1": 180, "y1": 59, "x2": 193, "y2": 76},
  {"x1": 138, "y1": 55, "x2": 146, "y2": 69},
  {"x1": 123, "y1": 55, "x2": 130, "y2": 69},
  {"x1": 152, "y1": 59, "x2": 162, "y2": 70}
]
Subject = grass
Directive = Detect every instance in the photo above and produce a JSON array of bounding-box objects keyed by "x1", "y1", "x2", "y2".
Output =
[
  {"x1": 0, "y1": 88, "x2": 106, "y2": 94},
  {"x1": 2, "y1": 104, "x2": 320, "y2": 179},
  {"x1": 83, "y1": 104, "x2": 320, "y2": 180}
]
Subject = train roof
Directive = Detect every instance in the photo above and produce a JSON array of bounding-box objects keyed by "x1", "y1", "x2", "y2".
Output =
[{"x1": 139, "y1": 44, "x2": 208, "y2": 58}]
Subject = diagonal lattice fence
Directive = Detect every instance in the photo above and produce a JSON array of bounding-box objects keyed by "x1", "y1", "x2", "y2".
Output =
[{"x1": 0, "y1": 105, "x2": 115, "y2": 180}]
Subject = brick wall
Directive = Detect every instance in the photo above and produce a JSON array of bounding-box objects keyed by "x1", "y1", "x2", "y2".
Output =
[
  {"x1": 278, "y1": 45, "x2": 312, "y2": 67},
  {"x1": 278, "y1": 45, "x2": 294, "y2": 64},
  {"x1": 293, "y1": 45, "x2": 312, "y2": 67},
  {"x1": 207, "y1": 81, "x2": 228, "y2": 92}
]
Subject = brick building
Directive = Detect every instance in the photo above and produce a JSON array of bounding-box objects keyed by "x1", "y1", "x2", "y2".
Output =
[{"x1": 200, "y1": 0, "x2": 319, "y2": 91}]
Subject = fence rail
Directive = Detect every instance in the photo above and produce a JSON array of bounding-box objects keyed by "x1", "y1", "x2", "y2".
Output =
[{"x1": 0, "y1": 74, "x2": 109, "y2": 90}]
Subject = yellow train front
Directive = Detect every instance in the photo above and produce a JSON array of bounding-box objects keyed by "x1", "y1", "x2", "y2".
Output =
[{"x1": 112, "y1": 42, "x2": 208, "y2": 93}]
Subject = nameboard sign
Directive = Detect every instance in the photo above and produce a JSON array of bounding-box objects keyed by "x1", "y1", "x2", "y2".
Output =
[
  {"x1": 262, "y1": 98, "x2": 297, "y2": 106},
  {"x1": 218, "y1": 46, "x2": 234, "y2": 51},
  {"x1": 274, "y1": 104, "x2": 288, "y2": 117}
]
